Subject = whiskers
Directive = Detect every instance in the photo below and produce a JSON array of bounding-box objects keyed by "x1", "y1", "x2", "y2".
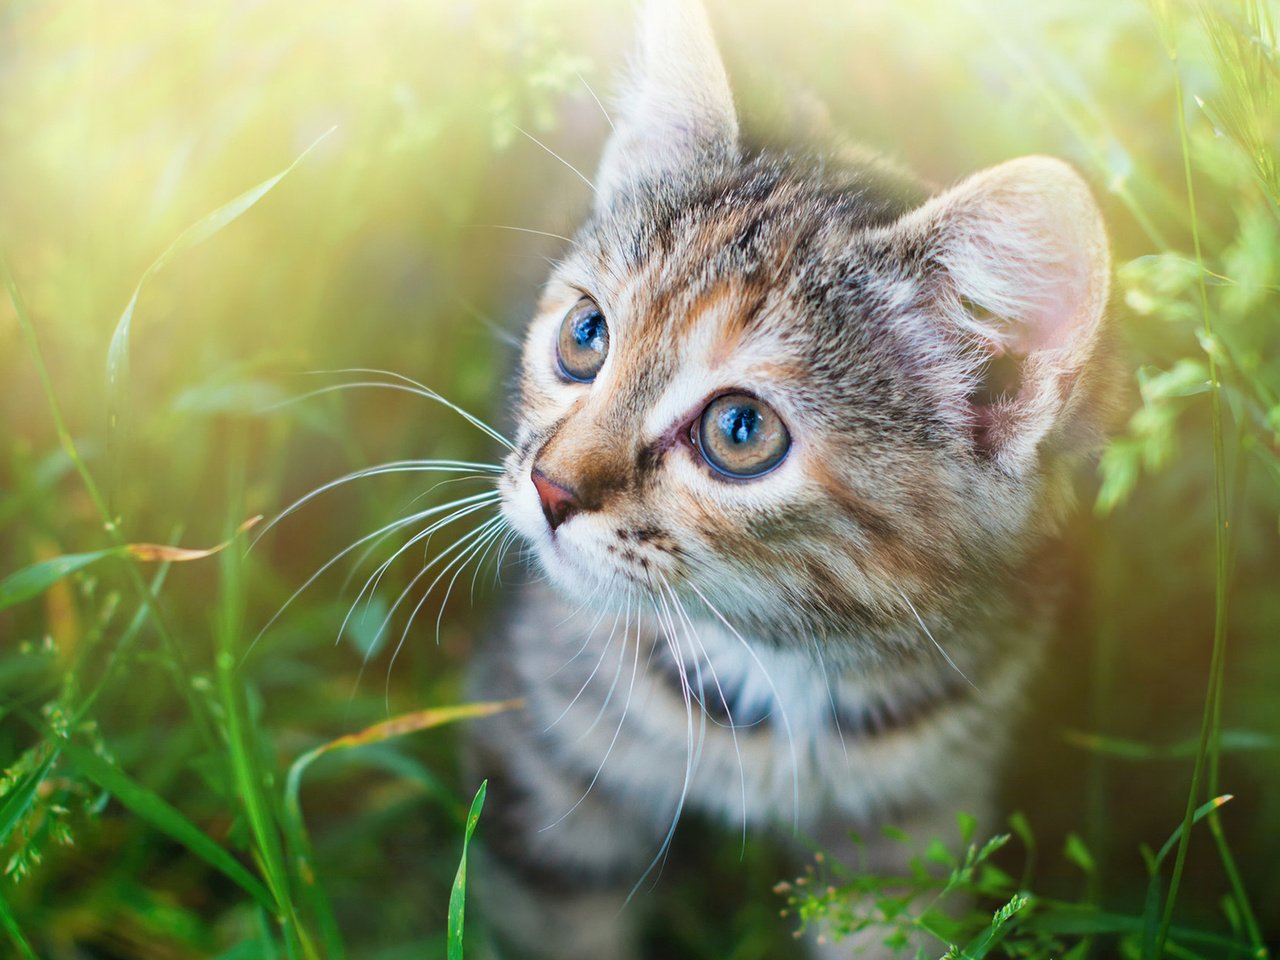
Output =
[
  {"x1": 269, "y1": 367, "x2": 514, "y2": 452},
  {"x1": 531, "y1": 570, "x2": 797, "y2": 903},
  {"x1": 252, "y1": 369, "x2": 514, "y2": 697}
]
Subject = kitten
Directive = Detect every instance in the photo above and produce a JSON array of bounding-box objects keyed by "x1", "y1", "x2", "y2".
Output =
[{"x1": 467, "y1": 1, "x2": 1113, "y2": 957}]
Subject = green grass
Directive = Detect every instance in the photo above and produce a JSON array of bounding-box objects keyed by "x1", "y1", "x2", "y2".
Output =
[{"x1": 1, "y1": 0, "x2": 1277, "y2": 957}]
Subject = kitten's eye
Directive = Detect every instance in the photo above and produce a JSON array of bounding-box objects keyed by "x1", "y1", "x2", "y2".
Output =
[
  {"x1": 694, "y1": 393, "x2": 790, "y2": 479},
  {"x1": 556, "y1": 297, "x2": 609, "y2": 382}
]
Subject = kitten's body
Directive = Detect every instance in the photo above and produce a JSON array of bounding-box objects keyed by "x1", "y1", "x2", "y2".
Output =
[{"x1": 467, "y1": 3, "x2": 1112, "y2": 957}]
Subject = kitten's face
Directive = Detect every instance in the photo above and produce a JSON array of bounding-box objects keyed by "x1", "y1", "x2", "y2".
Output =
[
  {"x1": 502, "y1": 171, "x2": 965, "y2": 638},
  {"x1": 498, "y1": 1, "x2": 1111, "y2": 647}
]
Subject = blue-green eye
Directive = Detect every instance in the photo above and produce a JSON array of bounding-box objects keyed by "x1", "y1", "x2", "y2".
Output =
[
  {"x1": 695, "y1": 393, "x2": 790, "y2": 479},
  {"x1": 556, "y1": 297, "x2": 609, "y2": 382}
]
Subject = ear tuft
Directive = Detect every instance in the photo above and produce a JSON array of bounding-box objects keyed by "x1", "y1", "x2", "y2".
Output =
[{"x1": 595, "y1": 0, "x2": 739, "y2": 207}]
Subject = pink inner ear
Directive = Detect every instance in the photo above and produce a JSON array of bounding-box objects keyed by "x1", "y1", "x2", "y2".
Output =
[{"x1": 1014, "y1": 256, "x2": 1089, "y2": 354}]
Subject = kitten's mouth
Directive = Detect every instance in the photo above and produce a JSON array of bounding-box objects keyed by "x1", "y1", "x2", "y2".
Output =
[{"x1": 536, "y1": 519, "x2": 664, "y2": 592}]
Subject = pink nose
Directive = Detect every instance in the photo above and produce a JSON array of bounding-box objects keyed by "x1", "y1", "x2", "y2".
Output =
[{"x1": 531, "y1": 468, "x2": 580, "y2": 531}]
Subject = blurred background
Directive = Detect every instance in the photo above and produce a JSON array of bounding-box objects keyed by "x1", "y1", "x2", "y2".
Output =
[{"x1": 1, "y1": 0, "x2": 1277, "y2": 956}]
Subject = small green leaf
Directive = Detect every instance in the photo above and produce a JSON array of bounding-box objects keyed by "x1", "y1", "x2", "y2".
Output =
[
  {"x1": 974, "y1": 833, "x2": 1011, "y2": 865},
  {"x1": 0, "y1": 548, "x2": 120, "y2": 611},
  {"x1": 956, "y1": 891, "x2": 1032, "y2": 958},
  {"x1": 448, "y1": 780, "x2": 488, "y2": 960},
  {"x1": 1064, "y1": 833, "x2": 1096, "y2": 875},
  {"x1": 882, "y1": 926, "x2": 909, "y2": 949},
  {"x1": 880, "y1": 825, "x2": 909, "y2": 844},
  {"x1": 1007, "y1": 811, "x2": 1034, "y2": 854},
  {"x1": 1095, "y1": 438, "x2": 1142, "y2": 514},
  {"x1": 925, "y1": 837, "x2": 955, "y2": 867},
  {"x1": 992, "y1": 892, "x2": 1031, "y2": 930}
]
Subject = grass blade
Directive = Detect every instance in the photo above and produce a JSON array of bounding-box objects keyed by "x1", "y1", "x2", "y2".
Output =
[
  {"x1": 0, "y1": 887, "x2": 38, "y2": 960},
  {"x1": 1063, "y1": 729, "x2": 1277, "y2": 760},
  {"x1": 280, "y1": 699, "x2": 521, "y2": 956},
  {"x1": 286, "y1": 700, "x2": 523, "y2": 793},
  {"x1": 0, "y1": 750, "x2": 58, "y2": 844},
  {"x1": 1024, "y1": 906, "x2": 1254, "y2": 954},
  {"x1": 60, "y1": 741, "x2": 274, "y2": 910},
  {"x1": 215, "y1": 507, "x2": 316, "y2": 959},
  {"x1": 105, "y1": 127, "x2": 336, "y2": 505},
  {"x1": 5, "y1": 250, "x2": 221, "y2": 752},
  {"x1": 448, "y1": 780, "x2": 487, "y2": 960},
  {"x1": 1151, "y1": 6, "x2": 1252, "y2": 948},
  {"x1": 957, "y1": 892, "x2": 1032, "y2": 959},
  {"x1": 0, "y1": 549, "x2": 118, "y2": 611},
  {"x1": 1143, "y1": 795, "x2": 1234, "y2": 960},
  {"x1": 1155, "y1": 795, "x2": 1233, "y2": 867}
]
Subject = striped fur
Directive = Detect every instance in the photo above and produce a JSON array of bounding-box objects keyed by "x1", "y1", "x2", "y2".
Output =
[{"x1": 467, "y1": 1, "x2": 1113, "y2": 956}]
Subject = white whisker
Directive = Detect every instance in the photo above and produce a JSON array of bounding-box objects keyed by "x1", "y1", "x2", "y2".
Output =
[
  {"x1": 293, "y1": 368, "x2": 514, "y2": 451},
  {"x1": 452, "y1": 296, "x2": 523, "y2": 350},
  {"x1": 810, "y1": 632, "x2": 850, "y2": 767},
  {"x1": 540, "y1": 592, "x2": 643, "y2": 834},
  {"x1": 896, "y1": 588, "x2": 979, "y2": 691},
  {"x1": 576, "y1": 71, "x2": 616, "y2": 131},
  {"x1": 476, "y1": 224, "x2": 576, "y2": 245},
  {"x1": 686, "y1": 581, "x2": 801, "y2": 833},
  {"x1": 468, "y1": 519, "x2": 511, "y2": 603},
  {"x1": 543, "y1": 602, "x2": 614, "y2": 683},
  {"x1": 491, "y1": 528, "x2": 520, "y2": 587},
  {"x1": 578, "y1": 593, "x2": 633, "y2": 740},
  {"x1": 628, "y1": 587, "x2": 700, "y2": 899},
  {"x1": 433, "y1": 519, "x2": 509, "y2": 642},
  {"x1": 546, "y1": 596, "x2": 628, "y2": 732},
  {"x1": 513, "y1": 124, "x2": 598, "y2": 194},
  {"x1": 663, "y1": 576, "x2": 749, "y2": 850},
  {"x1": 338, "y1": 476, "x2": 499, "y2": 596}
]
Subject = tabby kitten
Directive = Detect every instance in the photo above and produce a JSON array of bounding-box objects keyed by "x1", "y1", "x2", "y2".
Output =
[{"x1": 467, "y1": 1, "x2": 1112, "y2": 957}]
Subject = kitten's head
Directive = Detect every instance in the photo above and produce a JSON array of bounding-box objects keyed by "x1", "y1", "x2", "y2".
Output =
[{"x1": 499, "y1": 0, "x2": 1113, "y2": 649}]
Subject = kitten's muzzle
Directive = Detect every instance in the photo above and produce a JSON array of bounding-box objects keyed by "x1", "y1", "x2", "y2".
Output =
[{"x1": 530, "y1": 467, "x2": 580, "y2": 531}]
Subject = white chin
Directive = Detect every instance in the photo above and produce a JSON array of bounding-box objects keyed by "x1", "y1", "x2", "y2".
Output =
[{"x1": 536, "y1": 530, "x2": 632, "y2": 599}]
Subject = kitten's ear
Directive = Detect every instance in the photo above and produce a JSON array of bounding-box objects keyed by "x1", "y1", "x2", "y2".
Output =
[
  {"x1": 897, "y1": 156, "x2": 1113, "y2": 474},
  {"x1": 595, "y1": 0, "x2": 739, "y2": 207}
]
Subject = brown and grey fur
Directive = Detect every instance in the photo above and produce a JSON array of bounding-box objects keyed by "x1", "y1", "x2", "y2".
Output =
[{"x1": 466, "y1": 1, "x2": 1114, "y2": 957}]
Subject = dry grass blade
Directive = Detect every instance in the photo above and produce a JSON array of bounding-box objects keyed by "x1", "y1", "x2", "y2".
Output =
[
  {"x1": 288, "y1": 700, "x2": 524, "y2": 784},
  {"x1": 123, "y1": 515, "x2": 262, "y2": 561}
]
